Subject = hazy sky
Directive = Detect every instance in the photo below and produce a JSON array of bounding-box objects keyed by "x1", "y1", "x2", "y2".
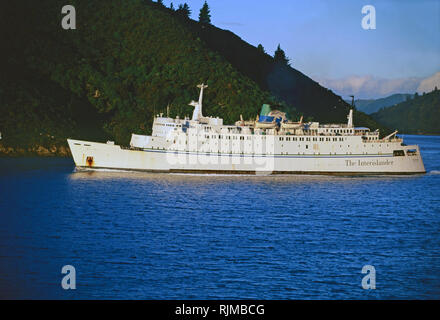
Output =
[{"x1": 163, "y1": 0, "x2": 440, "y2": 81}]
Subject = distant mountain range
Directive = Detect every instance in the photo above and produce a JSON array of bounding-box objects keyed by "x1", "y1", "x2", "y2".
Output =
[
  {"x1": 370, "y1": 89, "x2": 440, "y2": 135},
  {"x1": 347, "y1": 94, "x2": 414, "y2": 114},
  {"x1": 317, "y1": 72, "x2": 440, "y2": 100}
]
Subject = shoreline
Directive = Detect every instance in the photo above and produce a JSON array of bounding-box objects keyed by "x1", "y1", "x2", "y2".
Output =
[
  {"x1": 0, "y1": 143, "x2": 71, "y2": 158},
  {"x1": 398, "y1": 133, "x2": 440, "y2": 136}
]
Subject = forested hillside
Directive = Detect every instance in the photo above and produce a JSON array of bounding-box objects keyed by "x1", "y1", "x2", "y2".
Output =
[
  {"x1": 371, "y1": 89, "x2": 440, "y2": 134},
  {"x1": 352, "y1": 94, "x2": 414, "y2": 114},
  {"x1": 0, "y1": 0, "x2": 387, "y2": 156}
]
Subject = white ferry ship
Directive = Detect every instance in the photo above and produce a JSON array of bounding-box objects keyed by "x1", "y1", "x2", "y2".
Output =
[{"x1": 67, "y1": 84, "x2": 425, "y2": 175}]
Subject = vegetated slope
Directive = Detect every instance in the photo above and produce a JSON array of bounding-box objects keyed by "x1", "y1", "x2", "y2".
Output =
[
  {"x1": 1, "y1": 0, "x2": 276, "y2": 151},
  {"x1": 371, "y1": 89, "x2": 440, "y2": 134},
  {"x1": 0, "y1": 0, "x2": 387, "y2": 155},
  {"x1": 352, "y1": 94, "x2": 414, "y2": 114}
]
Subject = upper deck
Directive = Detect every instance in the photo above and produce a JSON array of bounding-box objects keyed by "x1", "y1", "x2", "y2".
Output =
[{"x1": 145, "y1": 84, "x2": 404, "y2": 149}]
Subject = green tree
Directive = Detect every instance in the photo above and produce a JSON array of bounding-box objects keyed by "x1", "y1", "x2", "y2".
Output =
[
  {"x1": 156, "y1": 0, "x2": 163, "y2": 6},
  {"x1": 177, "y1": 3, "x2": 191, "y2": 18},
  {"x1": 274, "y1": 44, "x2": 290, "y2": 65},
  {"x1": 198, "y1": 1, "x2": 211, "y2": 24},
  {"x1": 257, "y1": 44, "x2": 265, "y2": 54},
  {"x1": 169, "y1": 2, "x2": 174, "y2": 10}
]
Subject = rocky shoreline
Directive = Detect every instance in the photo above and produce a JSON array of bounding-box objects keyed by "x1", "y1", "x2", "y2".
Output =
[{"x1": 0, "y1": 143, "x2": 71, "y2": 157}]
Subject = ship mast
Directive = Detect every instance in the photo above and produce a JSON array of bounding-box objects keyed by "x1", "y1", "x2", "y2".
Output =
[
  {"x1": 198, "y1": 83, "x2": 208, "y2": 114},
  {"x1": 190, "y1": 83, "x2": 208, "y2": 121}
]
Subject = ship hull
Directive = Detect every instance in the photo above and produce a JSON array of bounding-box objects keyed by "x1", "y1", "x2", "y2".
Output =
[{"x1": 68, "y1": 139, "x2": 426, "y2": 175}]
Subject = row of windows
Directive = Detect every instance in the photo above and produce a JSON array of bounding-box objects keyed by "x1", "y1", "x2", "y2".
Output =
[
  {"x1": 170, "y1": 139, "x2": 391, "y2": 151},
  {"x1": 156, "y1": 142, "x2": 387, "y2": 156},
  {"x1": 190, "y1": 134, "x2": 352, "y2": 142},
  {"x1": 203, "y1": 135, "x2": 253, "y2": 140},
  {"x1": 155, "y1": 123, "x2": 182, "y2": 127},
  {"x1": 323, "y1": 128, "x2": 353, "y2": 134},
  {"x1": 160, "y1": 125, "x2": 356, "y2": 134},
  {"x1": 279, "y1": 137, "x2": 345, "y2": 142}
]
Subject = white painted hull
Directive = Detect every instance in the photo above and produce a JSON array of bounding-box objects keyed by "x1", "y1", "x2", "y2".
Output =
[{"x1": 67, "y1": 139, "x2": 426, "y2": 175}]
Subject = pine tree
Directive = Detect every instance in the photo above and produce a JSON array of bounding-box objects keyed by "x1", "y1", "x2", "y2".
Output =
[
  {"x1": 177, "y1": 3, "x2": 191, "y2": 18},
  {"x1": 198, "y1": 1, "x2": 211, "y2": 24},
  {"x1": 257, "y1": 44, "x2": 265, "y2": 54},
  {"x1": 156, "y1": 0, "x2": 163, "y2": 6},
  {"x1": 169, "y1": 2, "x2": 174, "y2": 10},
  {"x1": 274, "y1": 44, "x2": 290, "y2": 65}
]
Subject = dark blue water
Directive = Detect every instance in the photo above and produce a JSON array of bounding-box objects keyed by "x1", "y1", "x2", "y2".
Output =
[{"x1": 0, "y1": 135, "x2": 439, "y2": 299}]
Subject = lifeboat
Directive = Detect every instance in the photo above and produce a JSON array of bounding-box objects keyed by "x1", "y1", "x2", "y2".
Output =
[
  {"x1": 281, "y1": 116, "x2": 303, "y2": 129},
  {"x1": 235, "y1": 114, "x2": 255, "y2": 127},
  {"x1": 255, "y1": 115, "x2": 277, "y2": 129}
]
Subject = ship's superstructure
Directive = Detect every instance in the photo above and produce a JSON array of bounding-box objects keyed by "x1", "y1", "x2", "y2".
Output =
[{"x1": 68, "y1": 84, "x2": 425, "y2": 174}]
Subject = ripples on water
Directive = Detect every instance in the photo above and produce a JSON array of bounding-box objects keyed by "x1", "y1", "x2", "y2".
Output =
[{"x1": 0, "y1": 135, "x2": 439, "y2": 299}]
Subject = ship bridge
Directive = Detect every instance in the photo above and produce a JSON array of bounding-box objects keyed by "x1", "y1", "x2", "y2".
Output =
[{"x1": 151, "y1": 84, "x2": 224, "y2": 140}]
